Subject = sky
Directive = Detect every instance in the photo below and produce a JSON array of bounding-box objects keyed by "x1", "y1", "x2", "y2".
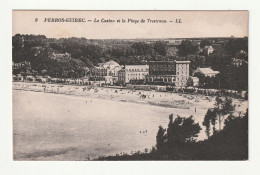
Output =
[{"x1": 12, "y1": 11, "x2": 248, "y2": 39}]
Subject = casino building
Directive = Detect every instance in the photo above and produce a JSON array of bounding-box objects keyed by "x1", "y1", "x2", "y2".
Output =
[
  {"x1": 90, "y1": 60, "x2": 122, "y2": 85},
  {"x1": 145, "y1": 60, "x2": 190, "y2": 87}
]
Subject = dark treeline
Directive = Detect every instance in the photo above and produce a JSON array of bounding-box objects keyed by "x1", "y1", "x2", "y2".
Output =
[
  {"x1": 12, "y1": 34, "x2": 248, "y2": 90},
  {"x1": 12, "y1": 34, "x2": 168, "y2": 66},
  {"x1": 177, "y1": 37, "x2": 248, "y2": 90}
]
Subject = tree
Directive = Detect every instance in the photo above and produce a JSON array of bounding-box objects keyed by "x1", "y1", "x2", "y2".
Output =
[
  {"x1": 155, "y1": 114, "x2": 201, "y2": 157},
  {"x1": 200, "y1": 39, "x2": 211, "y2": 48},
  {"x1": 154, "y1": 41, "x2": 167, "y2": 56},
  {"x1": 203, "y1": 96, "x2": 235, "y2": 139},
  {"x1": 156, "y1": 126, "x2": 166, "y2": 152},
  {"x1": 166, "y1": 114, "x2": 201, "y2": 146},
  {"x1": 203, "y1": 108, "x2": 217, "y2": 138},
  {"x1": 177, "y1": 40, "x2": 199, "y2": 57},
  {"x1": 214, "y1": 96, "x2": 235, "y2": 130},
  {"x1": 187, "y1": 54, "x2": 207, "y2": 73},
  {"x1": 225, "y1": 37, "x2": 248, "y2": 56},
  {"x1": 193, "y1": 72, "x2": 206, "y2": 87},
  {"x1": 131, "y1": 42, "x2": 152, "y2": 56}
]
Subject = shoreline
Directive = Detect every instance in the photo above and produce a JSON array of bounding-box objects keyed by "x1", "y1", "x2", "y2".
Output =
[
  {"x1": 13, "y1": 81, "x2": 248, "y2": 117},
  {"x1": 13, "y1": 81, "x2": 198, "y2": 110},
  {"x1": 13, "y1": 81, "x2": 248, "y2": 114}
]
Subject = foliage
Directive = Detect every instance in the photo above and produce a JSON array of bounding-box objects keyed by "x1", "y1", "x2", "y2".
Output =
[
  {"x1": 156, "y1": 126, "x2": 166, "y2": 152},
  {"x1": 154, "y1": 41, "x2": 167, "y2": 56},
  {"x1": 203, "y1": 108, "x2": 217, "y2": 138},
  {"x1": 12, "y1": 34, "x2": 169, "y2": 78},
  {"x1": 157, "y1": 114, "x2": 201, "y2": 155},
  {"x1": 200, "y1": 39, "x2": 211, "y2": 48},
  {"x1": 203, "y1": 96, "x2": 235, "y2": 138},
  {"x1": 225, "y1": 37, "x2": 248, "y2": 56},
  {"x1": 205, "y1": 37, "x2": 248, "y2": 90},
  {"x1": 177, "y1": 40, "x2": 199, "y2": 56}
]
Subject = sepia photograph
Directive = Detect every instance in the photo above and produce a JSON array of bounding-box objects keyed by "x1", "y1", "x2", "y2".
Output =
[{"x1": 12, "y1": 10, "x2": 248, "y2": 161}]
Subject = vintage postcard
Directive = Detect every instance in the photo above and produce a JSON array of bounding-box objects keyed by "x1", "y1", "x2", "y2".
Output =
[{"x1": 12, "y1": 10, "x2": 248, "y2": 161}]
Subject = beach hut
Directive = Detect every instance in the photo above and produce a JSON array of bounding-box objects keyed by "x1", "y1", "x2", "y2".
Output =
[
  {"x1": 16, "y1": 74, "x2": 24, "y2": 81},
  {"x1": 155, "y1": 86, "x2": 167, "y2": 92},
  {"x1": 26, "y1": 75, "x2": 35, "y2": 82}
]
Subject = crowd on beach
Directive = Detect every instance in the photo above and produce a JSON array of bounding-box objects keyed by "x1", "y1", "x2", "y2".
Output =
[
  {"x1": 13, "y1": 81, "x2": 246, "y2": 116},
  {"x1": 13, "y1": 82, "x2": 199, "y2": 108}
]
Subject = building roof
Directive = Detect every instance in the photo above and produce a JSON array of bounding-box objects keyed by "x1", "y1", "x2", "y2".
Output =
[
  {"x1": 125, "y1": 65, "x2": 149, "y2": 69},
  {"x1": 149, "y1": 61, "x2": 175, "y2": 63},
  {"x1": 190, "y1": 77, "x2": 199, "y2": 81},
  {"x1": 98, "y1": 60, "x2": 121, "y2": 69},
  {"x1": 196, "y1": 68, "x2": 219, "y2": 75},
  {"x1": 149, "y1": 60, "x2": 190, "y2": 64},
  {"x1": 204, "y1": 45, "x2": 213, "y2": 49},
  {"x1": 175, "y1": 61, "x2": 191, "y2": 64},
  {"x1": 122, "y1": 65, "x2": 149, "y2": 72}
]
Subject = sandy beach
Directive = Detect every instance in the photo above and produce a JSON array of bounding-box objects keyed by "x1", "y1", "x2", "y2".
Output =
[{"x1": 12, "y1": 82, "x2": 248, "y2": 160}]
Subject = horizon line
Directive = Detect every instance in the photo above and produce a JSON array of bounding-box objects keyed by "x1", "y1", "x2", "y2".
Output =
[{"x1": 12, "y1": 33, "x2": 248, "y2": 40}]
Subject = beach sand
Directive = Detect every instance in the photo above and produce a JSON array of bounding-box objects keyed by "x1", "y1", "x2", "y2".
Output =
[{"x1": 12, "y1": 82, "x2": 248, "y2": 160}]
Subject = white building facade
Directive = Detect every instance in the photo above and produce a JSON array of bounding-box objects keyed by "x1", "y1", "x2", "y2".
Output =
[{"x1": 118, "y1": 65, "x2": 149, "y2": 85}]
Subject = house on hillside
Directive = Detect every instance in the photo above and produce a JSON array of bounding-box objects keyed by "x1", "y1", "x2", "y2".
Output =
[
  {"x1": 12, "y1": 61, "x2": 31, "y2": 70},
  {"x1": 50, "y1": 52, "x2": 71, "y2": 60},
  {"x1": 203, "y1": 45, "x2": 214, "y2": 55},
  {"x1": 192, "y1": 67, "x2": 219, "y2": 78}
]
